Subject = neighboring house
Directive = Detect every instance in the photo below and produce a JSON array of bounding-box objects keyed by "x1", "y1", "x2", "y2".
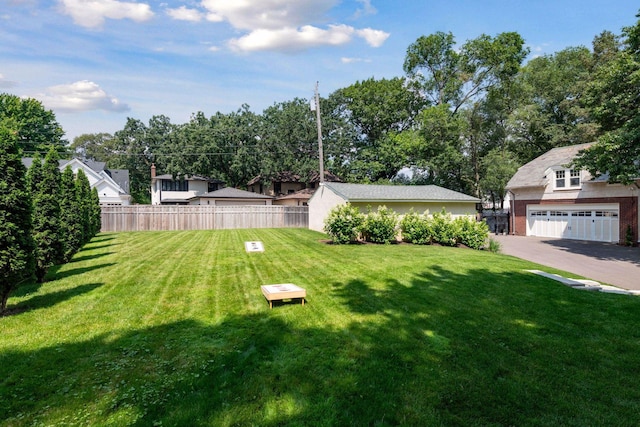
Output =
[
  {"x1": 22, "y1": 157, "x2": 131, "y2": 206},
  {"x1": 308, "y1": 182, "x2": 480, "y2": 232},
  {"x1": 506, "y1": 143, "x2": 639, "y2": 244},
  {"x1": 150, "y1": 164, "x2": 224, "y2": 205},
  {"x1": 248, "y1": 170, "x2": 341, "y2": 196},
  {"x1": 190, "y1": 187, "x2": 274, "y2": 206},
  {"x1": 274, "y1": 188, "x2": 315, "y2": 206}
]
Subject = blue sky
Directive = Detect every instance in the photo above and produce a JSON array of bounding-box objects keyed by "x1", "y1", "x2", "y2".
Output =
[{"x1": 1, "y1": 0, "x2": 638, "y2": 141}]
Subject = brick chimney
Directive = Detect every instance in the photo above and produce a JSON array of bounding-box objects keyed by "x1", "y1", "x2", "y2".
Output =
[{"x1": 151, "y1": 163, "x2": 156, "y2": 179}]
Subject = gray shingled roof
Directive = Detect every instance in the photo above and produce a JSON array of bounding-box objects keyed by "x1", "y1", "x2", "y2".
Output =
[
  {"x1": 22, "y1": 157, "x2": 130, "y2": 194},
  {"x1": 105, "y1": 169, "x2": 130, "y2": 194},
  {"x1": 199, "y1": 187, "x2": 274, "y2": 199},
  {"x1": 323, "y1": 182, "x2": 479, "y2": 202},
  {"x1": 506, "y1": 143, "x2": 593, "y2": 189},
  {"x1": 155, "y1": 174, "x2": 224, "y2": 183}
]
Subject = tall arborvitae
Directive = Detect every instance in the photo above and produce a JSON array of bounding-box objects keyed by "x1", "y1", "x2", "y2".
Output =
[
  {"x1": 59, "y1": 166, "x2": 83, "y2": 262},
  {"x1": 31, "y1": 147, "x2": 62, "y2": 282},
  {"x1": 90, "y1": 187, "x2": 102, "y2": 237},
  {"x1": 75, "y1": 169, "x2": 92, "y2": 245},
  {"x1": 0, "y1": 128, "x2": 34, "y2": 313},
  {"x1": 26, "y1": 152, "x2": 42, "y2": 195}
]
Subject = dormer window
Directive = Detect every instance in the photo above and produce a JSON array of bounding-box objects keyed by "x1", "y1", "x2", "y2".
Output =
[{"x1": 554, "y1": 169, "x2": 581, "y2": 190}]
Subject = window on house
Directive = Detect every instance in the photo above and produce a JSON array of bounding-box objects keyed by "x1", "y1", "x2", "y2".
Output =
[
  {"x1": 570, "y1": 170, "x2": 581, "y2": 187},
  {"x1": 554, "y1": 169, "x2": 581, "y2": 189},
  {"x1": 161, "y1": 180, "x2": 188, "y2": 191}
]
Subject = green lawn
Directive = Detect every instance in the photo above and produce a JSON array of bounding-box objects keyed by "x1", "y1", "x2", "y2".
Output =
[{"x1": 2, "y1": 229, "x2": 640, "y2": 426}]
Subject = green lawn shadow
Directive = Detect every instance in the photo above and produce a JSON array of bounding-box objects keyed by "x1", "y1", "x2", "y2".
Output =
[{"x1": 2, "y1": 265, "x2": 639, "y2": 425}]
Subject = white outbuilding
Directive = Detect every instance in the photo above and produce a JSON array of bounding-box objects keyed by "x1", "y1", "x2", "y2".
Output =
[{"x1": 308, "y1": 182, "x2": 480, "y2": 232}]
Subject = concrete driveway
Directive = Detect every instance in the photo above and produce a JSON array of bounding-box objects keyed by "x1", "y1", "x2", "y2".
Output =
[{"x1": 493, "y1": 235, "x2": 640, "y2": 291}]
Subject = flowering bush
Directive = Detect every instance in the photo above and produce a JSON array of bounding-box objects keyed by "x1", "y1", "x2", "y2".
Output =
[
  {"x1": 324, "y1": 203, "x2": 364, "y2": 244},
  {"x1": 455, "y1": 216, "x2": 490, "y2": 250},
  {"x1": 399, "y1": 210, "x2": 432, "y2": 244},
  {"x1": 362, "y1": 206, "x2": 399, "y2": 244},
  {"x1": 326, "y1": 204, "x2": 488, "y2": 250},
  {"x1": 430, "y1": 209, "x2": 459, "y2": 246}
]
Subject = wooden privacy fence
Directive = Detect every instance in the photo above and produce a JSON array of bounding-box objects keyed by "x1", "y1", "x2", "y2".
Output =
[{"x1": 101, "y1": 205, "x2": 309, "y2": 232}]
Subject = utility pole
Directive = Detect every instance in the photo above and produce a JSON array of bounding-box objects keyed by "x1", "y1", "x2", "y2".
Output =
[{"x1": 315, "y1": 81, "x2": 324, "y2": 183}]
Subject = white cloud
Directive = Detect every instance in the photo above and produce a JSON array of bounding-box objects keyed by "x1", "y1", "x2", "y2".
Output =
[
  {"x1": 37, "y1": 80, "x2": 130, "y2": 113},
  {"x1": 59, "y1": 0, "x2": 154, "y2": 28},
  {"x1": 166, "y1": 6, "x2": 203, "y2": 22},
  {"x1": 228, "y1": 24, "x2": 355, "y2": 53},
  {"x1": 341, "y1": 57, "x2": 371, "y2": 64},
  {"x1": 353, "y1": 0, "x2": 376, "y2": 18},
  {"x1": 0, "y1": 74, "x2": 18, "y2": 88},
  {"x1": 356, "y1": 28, "x2": 389, "y2": 47},
  {"x1": 200, "y1": 0, "x2": 336, "y2": 30},
  {"x1": 164, "y1": 0, "x2": 389, "y2": 53}
]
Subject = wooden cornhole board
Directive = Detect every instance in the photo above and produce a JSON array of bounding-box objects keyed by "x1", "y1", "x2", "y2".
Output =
[
  {"x1": 261, "y1": 284, "x2": 306, "y2": 309},
  {"x1": 245, "y1": 241, "x2": 264, "y2": 252}
]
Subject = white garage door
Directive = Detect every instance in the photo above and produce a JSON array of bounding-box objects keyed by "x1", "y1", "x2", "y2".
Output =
[{"x1": 527, "y1": 204, "x2": 619, "y2": 242}]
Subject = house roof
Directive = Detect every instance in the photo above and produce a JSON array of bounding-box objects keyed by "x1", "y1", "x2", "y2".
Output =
[
  {"x1": 322, "y1": 182, "x2": 480, "y2": 202},
  {"x1": 248, "y1": 171, "x2": 300, "y2": 186},
  {"x1": 506, "y1": 143, "x2": 593, "y2": 189},
  {"x1": 104, "y1": 169, "x2": 130, "y2": 194},
  {"x1": 275, "y1": 188, "x2": 315, "y2": 201},
  {"x1": 22, "y1": 157, "x2": 130, "y2": 195},
  {"x1": 308, "y1": 170, "x2": 342, "y2": 183},
  {"x1": 155, "y1": 174, "x2": 224, "y2": 183},
  {"x1": 197, "y1": 187, "x2": 274, "y2": 199}
]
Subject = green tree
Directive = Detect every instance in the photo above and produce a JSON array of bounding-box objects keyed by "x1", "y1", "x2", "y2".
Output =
[
  {"x1": 260, "y1": 98, "x2": 318, "y2": 181},
  {"x1": 59, "y1": 166, "x2": 83, "y2": 262},
  {"x1": 31, "y1": 147, "x2": 63, "y2": 282},
  {"x1": 26, "y1": 151, "x2": 43, "y2": 195},
  {"x1": 403, "y1": 31, "x2": 527, "y2": 193},
  {"x1": 70, "y1": 133, "x2": 115, "y2": 162},
  {"x1": 330, "y1": 78, "x2": 425, "y2": 182},
  {"x1": 0, "y1": 127, "x2": 34, "y2": 313},
  {"x1": 404, "y1": 31, "x2": 528, "y2": 112},
  {"x1": 573, "y1": 11, "x2": 640, "y2": 184},
  {"x1": 0, "y1": 93, "x2": 67, "y2": 155},
  {"x1": 413, "y1": 104, "x2": 470, "y2": 193},
  {"x1": 110, "y1": 117, "x2": 168, "y2": 204},
  {"x1": 75, "y1": 169, "x2": 92, "y2": 245},
  {"x1": 90, "y1": 187, "x2": 102, "y2": 237},
  {"x1": 507, "y1": 46, "x2": 599, "y2": 162},
  {"x1": 480, "y1": 148, "x2": 520, "y2": 210}
]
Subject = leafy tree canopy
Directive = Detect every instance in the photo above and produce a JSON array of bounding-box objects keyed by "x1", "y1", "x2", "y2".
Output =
[
  {"x1": 573, "y1": 11, "x2": 640, "y2": 184},
  {"x1": 0, "y1": 93, "x2": 67, "y2": 155}
]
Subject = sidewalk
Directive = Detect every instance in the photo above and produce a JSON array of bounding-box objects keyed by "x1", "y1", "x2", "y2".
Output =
[{"x1": 493, "y1": 235, "x2": 640, "y2": 291}]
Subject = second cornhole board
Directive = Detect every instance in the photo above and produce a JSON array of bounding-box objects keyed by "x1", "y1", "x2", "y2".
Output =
[{"x1": 260, "y1": 284, "x2": 306, "y2": 309}]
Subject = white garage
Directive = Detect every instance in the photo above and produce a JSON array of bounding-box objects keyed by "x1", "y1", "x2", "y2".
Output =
[{"x1": 527, "y1": 204, "x2": 619, "y2": 242}]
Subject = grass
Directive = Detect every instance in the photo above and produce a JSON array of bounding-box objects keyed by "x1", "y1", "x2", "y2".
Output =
[{"x1": 1, "y1": 228, "x2": 640, "y2": 426}]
